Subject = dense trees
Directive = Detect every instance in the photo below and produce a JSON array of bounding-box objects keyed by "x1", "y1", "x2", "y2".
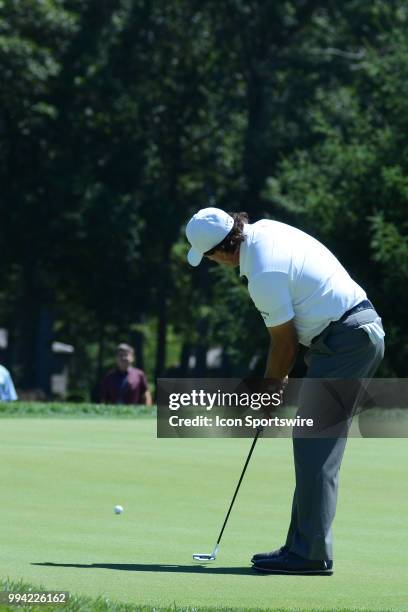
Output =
[{"x1": 0, "y1": 0, "x2": 406, "y2": 396}]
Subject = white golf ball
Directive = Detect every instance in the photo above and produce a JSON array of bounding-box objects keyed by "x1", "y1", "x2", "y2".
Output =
[{"x1": 114, "y1": 505, "x2": 124, "y2": 515}]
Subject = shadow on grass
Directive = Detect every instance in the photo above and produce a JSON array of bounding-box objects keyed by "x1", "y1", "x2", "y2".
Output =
[{"x1": 32, "y1": 562, "x2": 259, "y2": 576}]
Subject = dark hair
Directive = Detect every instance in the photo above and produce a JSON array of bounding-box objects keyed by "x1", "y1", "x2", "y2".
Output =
[{"x1": 204, "y1": 212, "x2": 249, "y2": 256}]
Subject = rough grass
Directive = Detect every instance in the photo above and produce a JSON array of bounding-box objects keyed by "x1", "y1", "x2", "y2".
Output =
[
  {"x1": 0, "y1": 402, "x2": 156, "y2": 418},
  {"x1": 0, "y1": 578, "x2": 398, "y2": 612}
]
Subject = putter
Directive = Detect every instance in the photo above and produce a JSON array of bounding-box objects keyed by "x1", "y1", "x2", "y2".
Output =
[{"x1": 193, "y1": 426, "x2": 263, "y2": 563}]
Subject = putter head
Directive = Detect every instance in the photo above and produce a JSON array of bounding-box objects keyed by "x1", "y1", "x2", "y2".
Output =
[
  {"x1": 193, "y1": 553, "x2": 215, "y2": 562},
  {"x1": 192, "y1": 544, "x2": 219, "y2": 563}
]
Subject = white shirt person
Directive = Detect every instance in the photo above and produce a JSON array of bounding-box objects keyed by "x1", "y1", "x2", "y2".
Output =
[
  {"x1": 0, "y1": 364, "x2": 18, "y2": 401},
  {"x1": 185, "y1": 207, "x2": 384, "y2": 574}
]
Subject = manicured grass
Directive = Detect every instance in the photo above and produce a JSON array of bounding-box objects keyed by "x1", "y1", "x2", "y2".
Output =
[{"x1": 0, "y1": 418, "x2": 406, "y2": 611}]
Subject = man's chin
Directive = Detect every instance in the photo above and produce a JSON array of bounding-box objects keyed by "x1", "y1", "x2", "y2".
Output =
[{"x1": 118, "y1": 364, "x2": 130, "y2": 371}]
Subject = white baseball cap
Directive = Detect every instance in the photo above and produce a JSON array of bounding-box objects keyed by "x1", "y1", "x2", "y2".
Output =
[{"x1": 186, "y1": 207, "x2": 234, "y2": 266}]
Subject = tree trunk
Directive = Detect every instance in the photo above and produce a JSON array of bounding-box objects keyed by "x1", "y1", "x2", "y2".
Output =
[
  {"x1": 35, "y1": 306, "x2": 54, "y2": 396},
  {"x1": 96, "y1": 320, "x2": 105, "y2": 385},
  {"x1": 242, "y1": 67, "x2": 267, "y2": 216},
  {"x1": 19, "y1": 265, "x2": 40, "y2": 390},
  {"x1": 131, "y1": 329, "x2": 145, "y2": 371},
  {"x1": 179, "y1": 342, "x2": 191, "y2": 376},
  {"x1": 155, "y1": 257, "x2": 170, "y2": 380},
  {"x1": 193, "y1": 319, "x2": 208, "y2": 377}
]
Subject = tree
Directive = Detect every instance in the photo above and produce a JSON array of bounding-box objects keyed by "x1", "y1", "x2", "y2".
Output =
[
  {"x1": 0, "y1": 0, "x2": 78, "y2": 387},
  {"x1": 264, "y1": 5, "x2": 408, "y2": 374}
]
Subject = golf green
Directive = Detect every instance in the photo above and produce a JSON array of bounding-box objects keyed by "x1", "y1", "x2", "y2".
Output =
[{"x1": 0, "y1": 418, "x2": 406, "y2": 611}]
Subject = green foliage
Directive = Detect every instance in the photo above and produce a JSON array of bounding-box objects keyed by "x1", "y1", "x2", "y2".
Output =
[
  {"x1": 1, "y1": 0, "x2": 407, "y2": 390},
  {"x1": 207, "y1": 265, "x2": 266, "y2": 373},
  {"x1": 262, "y1": 6, "x2": 408, "y2": 374}
]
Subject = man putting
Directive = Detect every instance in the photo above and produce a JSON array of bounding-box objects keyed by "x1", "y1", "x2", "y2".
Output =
[{"x1": 185, "y1": 207, "x2": 385, "y2": 575}]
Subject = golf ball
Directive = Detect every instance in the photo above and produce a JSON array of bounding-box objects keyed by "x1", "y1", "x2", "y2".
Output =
[{"x1": 114, "y1": 505, "x2": 124, "y2": 515}]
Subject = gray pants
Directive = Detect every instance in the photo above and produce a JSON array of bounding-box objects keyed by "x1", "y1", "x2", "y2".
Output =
[{"x1": 286, "y1": 306, "x2": 385, "y2": 561}]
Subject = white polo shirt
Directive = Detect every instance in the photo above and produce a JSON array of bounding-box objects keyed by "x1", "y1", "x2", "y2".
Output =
[{"x1": 239, "y1": 220, "x2": 366, "y2": 346}]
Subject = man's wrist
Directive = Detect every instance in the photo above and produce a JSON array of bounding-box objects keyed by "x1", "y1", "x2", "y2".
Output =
[{"x1": 262, "y1": 376, "x2": 288, "y2": 392}]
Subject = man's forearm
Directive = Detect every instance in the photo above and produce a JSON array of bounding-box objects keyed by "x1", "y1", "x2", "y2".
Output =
[
  {"x1": 264, "y1": 340, "x2": 298, "y2": 380},
  {"x1": 143, "y1": 390, "x2": 153, "y2": 406}
]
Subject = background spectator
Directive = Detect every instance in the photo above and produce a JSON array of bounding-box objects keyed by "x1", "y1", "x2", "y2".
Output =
[
  {"x1": 0, "y1": 364, "x2": 18, "y2": 401},
  {"x1": 101, "y1": 343, "x2": 152, "y2": 406}
]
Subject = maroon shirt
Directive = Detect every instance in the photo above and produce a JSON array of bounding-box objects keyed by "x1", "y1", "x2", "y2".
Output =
[{"x1": 101, "y1": 367, "x2": 148, "y2": 405}]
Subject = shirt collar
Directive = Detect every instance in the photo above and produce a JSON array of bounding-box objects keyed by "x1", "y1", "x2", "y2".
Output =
[{"x1": 239, "y1": 224, "x2": 252, "y2": 277}]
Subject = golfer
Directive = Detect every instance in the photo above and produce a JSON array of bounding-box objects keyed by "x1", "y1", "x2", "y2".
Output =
[{"x1": 185, "y1": 207, "x2": 385, "y2": 575}]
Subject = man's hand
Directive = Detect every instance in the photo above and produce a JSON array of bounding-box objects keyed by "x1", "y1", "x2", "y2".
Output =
[{"x1": 237, "y1": 376, "x2": 287, "y2": 419}]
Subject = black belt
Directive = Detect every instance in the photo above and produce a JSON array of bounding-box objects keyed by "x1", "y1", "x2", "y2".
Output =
[{"x1": 311, "y1": 299, "x2": 375, "y2": 344}]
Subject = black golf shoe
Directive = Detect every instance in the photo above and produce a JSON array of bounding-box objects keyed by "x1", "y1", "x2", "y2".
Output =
[
  {"x1": 251, "y1": 545, "x2": 289, "y2": 563},
  {"x1": 252, "y1": 550, "x2": 333, "y2": 575}
]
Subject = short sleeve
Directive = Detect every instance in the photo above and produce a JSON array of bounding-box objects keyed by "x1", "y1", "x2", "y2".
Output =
[{"x1": 248, "y1": 271, "x2": 294, "y2": 327}]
